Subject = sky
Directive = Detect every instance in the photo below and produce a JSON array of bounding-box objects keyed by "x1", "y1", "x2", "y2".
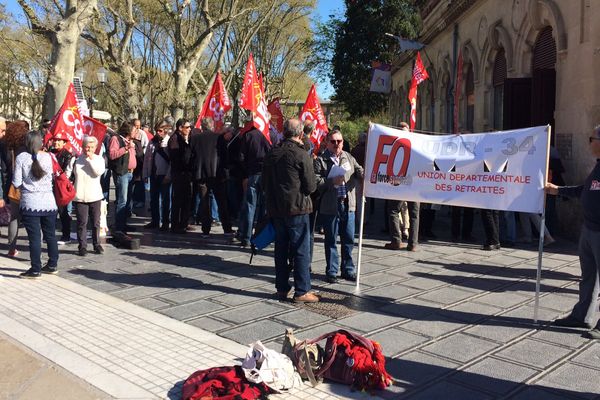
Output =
[
  {"x1": 4, "y1": 0, "x2": 344, "y2": 99},
  {"x1": 313, "y1": 0, "x2": 345, "y2": 100}
]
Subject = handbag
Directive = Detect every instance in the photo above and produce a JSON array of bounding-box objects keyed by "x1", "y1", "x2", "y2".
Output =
[
  {"x1": 7, "y1": 184, "x2": 20, "y2": 203},
  {"x1": 241, "y1": 340, "x2": 303, "y2": 393},
  {"x1": 304, "y1": 329, "x2": 393, "y2": 391},
  {"x1": 51, "y1": 153, "x2": 76, "y2": 207},
  {"x1": 281, "y1": 328, "x2": 324, "y2": 387},
  {"x1": 0, "y1": 205, "x2": 10, "y2": 226}
]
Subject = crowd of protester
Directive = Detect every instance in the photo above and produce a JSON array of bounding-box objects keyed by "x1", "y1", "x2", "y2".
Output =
[{"x1": 0, "y1": 115, "x2": 570, "y2": 293}]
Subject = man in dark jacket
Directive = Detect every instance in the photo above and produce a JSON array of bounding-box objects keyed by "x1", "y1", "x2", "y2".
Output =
[
  {"x1": 547, "y1": 125, "x2": 600, "y2": 339},
  {"x1": 168, "y1": 118, "x2": 194, "y2": 234},
  {"x1": 234, "y1": 116, "x2": 272, "y2": 247},
  {"x1": 191, "y1": 117, "x2": 232, "y2": 236},
  {"x1": 263, "y1": 118, "x2": 319, "y2": 303}
]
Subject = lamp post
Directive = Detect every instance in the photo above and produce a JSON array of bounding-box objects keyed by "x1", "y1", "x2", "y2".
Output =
[{"x1": 76, "y1": 67, "x2": 108, "y2": 118}]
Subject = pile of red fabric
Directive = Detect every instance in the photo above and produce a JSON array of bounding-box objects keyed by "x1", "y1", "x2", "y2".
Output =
[
  {"x1": 182, "y1": 366, "x2": 272, "y2": 400},
  {"x1": 331, "y1": 332, "x2": 393, "y2": 391}
]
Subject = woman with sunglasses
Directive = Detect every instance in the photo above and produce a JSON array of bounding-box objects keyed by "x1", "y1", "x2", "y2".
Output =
[
  {"x1": 168, "y1": 118, "x2": 194, "y2": 233},
  {"x1": 143, "y1": 121, "x2": 172, "y2": 230}
]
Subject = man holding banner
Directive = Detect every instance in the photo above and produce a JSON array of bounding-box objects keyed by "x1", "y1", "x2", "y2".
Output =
[{"x1": 546, "y1": 125, "x2": 600, "y2": 339}]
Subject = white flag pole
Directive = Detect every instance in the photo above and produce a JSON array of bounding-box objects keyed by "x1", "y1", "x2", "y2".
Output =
[
  {"x1": 355, "y1": 123, "x2": 372, "y2": 292},
  {"x1": 534, "y1": 124, "x2": 552, "y2": 323}
]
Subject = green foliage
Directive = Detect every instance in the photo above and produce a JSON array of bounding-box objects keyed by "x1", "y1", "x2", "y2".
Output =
[
  {"x1": 331, "y1": 0, "x2": 420, "y2": 117},
  {"x1": 333, "y1": 109, "x2": 390, "y2": 148}
]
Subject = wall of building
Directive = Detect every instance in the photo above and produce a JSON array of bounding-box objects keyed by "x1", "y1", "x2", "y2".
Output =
[{"x1": 390, "y1": 0, "x2": 600, "y2": 235}]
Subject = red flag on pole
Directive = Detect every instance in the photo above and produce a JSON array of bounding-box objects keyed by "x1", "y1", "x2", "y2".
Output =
[
  {"x1": 195, "y1": 72, "x2": 231, "y2": 131},
  {"x1": 47, "y1": 83, "x2": 85, "y2": 154},
  {"x1": 258, "y1": 72, "x2": 265, "y2": 95},
  {"x1": 239, "y1": 54, "x2": 271, "y2": 143},
  {"x1": 453, "y1": 49, "x2": 463, "y2": 134},
  {"x1": 408, "y1": 51, "x2": 429, "y2": 132},
  {"x1": 82, "y1": 115, "x2": 108, "y2": 154},
  {"x1": 267, "y1": 97, "x2": 284, "y2": 134},
  {"x1": 300, "y1": 84, "x2": 328, "y2": 152}
]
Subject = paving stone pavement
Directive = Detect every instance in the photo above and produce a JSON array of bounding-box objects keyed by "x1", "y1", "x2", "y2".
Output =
[{"x1": 1, "y1": 204, "x2": 600, "y2": 399}]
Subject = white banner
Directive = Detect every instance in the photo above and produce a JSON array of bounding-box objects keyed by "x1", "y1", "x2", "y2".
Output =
[{"x1": 364, "y1": 123, "x2": 550, "y2": 213}]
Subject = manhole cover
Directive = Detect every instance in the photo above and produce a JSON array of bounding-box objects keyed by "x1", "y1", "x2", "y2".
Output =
[{"x1": 297, "y1": 291, "x2": 381, "y2": 319}]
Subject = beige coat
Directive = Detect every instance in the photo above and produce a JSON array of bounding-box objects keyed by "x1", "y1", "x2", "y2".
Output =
[{"x1": 68, "y1": 154, "x2": 106, "y2": 203}]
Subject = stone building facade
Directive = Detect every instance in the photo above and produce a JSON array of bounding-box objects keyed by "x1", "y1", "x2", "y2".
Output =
[{"x1": 390, "y1": 0, "x2": 600, "y2": 232}]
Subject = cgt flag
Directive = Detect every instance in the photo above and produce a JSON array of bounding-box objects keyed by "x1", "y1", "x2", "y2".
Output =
[
  {"x1": 267, "y1": 97, "x2": 284, "y2": 134},
  {"x1": 195, "y1": 72, "x2": 231, "y2": 131},
  {"x1": 83, "y1": 115, "x2": 108, "y2": 155},
  {"x1": 239, "y1": 53, "x2": 271, "y2": 143},
  {"x1": 48, "y1": 83, "x2": 85, "y2": 155},
  {"x1": 300, "y1": 84, "x2": 328, "y2": 153},
  {"x1": 408, "y1": 51, "x2": 429, "y2": 132}
]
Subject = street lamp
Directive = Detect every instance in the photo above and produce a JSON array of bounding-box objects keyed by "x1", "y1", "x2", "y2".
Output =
[{"x1": 76, "y1": 67, "x2": 108, "y2": 118}]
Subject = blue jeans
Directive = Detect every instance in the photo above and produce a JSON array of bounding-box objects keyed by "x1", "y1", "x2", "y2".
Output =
[
  {"x1": 273, "y1": 215, "x2": 312, "y2": 296},
  {"x1": 150, "y1": 175, "x2": 171, "y2": 226},
  {"x1": 114, "y1": 172, "x2": 133, "y2": 231},
  {"x1": 322, "y1": 201, "x2": 356, "y2": 277},
  {"x1": 500, "y1": 211, "x2": 517, "y2": 244},
  {"x1": 238, "y1": 174, "x2": 263, "y2": 244},
  {"x1": 22, "y1": 213, "x2": 59, "y2": 272},
  {"x1": 210, "y1": 190, "x2": 219, "y2": 222}
]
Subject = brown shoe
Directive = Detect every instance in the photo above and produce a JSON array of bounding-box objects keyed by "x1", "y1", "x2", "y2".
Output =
[
  {"x1": 293, "y1": 292, "x2": 320, "y2": 303},
  {"x1": 384, "y1": 242, "x2": 406, "y2": 250}
]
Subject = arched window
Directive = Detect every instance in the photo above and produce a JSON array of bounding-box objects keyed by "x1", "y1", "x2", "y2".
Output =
[
  {"x1": 465, "y1": 63, "x2": 474, "y2": 132},
  {"x1": 492, "y1": 49, "x2": 507, "y2": 130}
]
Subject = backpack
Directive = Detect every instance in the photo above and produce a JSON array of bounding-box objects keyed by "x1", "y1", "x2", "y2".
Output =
[
  {"x1": 305, "y1": 329, "x2": 393, "y2": 391},
  {"x1": 281, "y1": 328, "x2": 324, "y2": 387},
  {"x1": 181, "y1": 366, "x2": 271, "y2": 400},
  {"x1": 51, "y1": 153, "x2": 76, "y2": 207}
]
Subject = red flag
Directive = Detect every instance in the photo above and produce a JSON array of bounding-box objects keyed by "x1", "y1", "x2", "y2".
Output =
[
  {"x1": 82, "y1": 115, "x2": 108, "y2": 154},
  {"x1": 267, "y1": 98, "x2": 284, "y2": 134},
  {"x1": 258, "y1": 72, "x2": 265, "y2": 94},
  {"x1": 408, "y1": 51, "x2": 429, "y2": 132},
  {"x1": 453, "y1": 49, "x2": 463, "y2": 134},
  {"x1": 195, "y1": 72, "x2": 231, "y2": 131},
  {"x1": 300, "y1": 84, "x2": 328, "y2": 152},
  {"x1": 47, "y1": 83, "x2": 85, "y2": 155},
  {"x1": 239, "y1": 54, "x2": 271, "y2": 143}
]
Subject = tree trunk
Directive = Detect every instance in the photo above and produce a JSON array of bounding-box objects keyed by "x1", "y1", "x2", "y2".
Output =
[{"x1": 41, "y1": 0, "x2": 98, "y2": 119}]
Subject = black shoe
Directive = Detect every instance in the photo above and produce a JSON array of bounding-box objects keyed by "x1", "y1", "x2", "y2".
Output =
[
  {"x1": 41, "y1": 264, "x2": 58, "y2": 275},
  {"x1": 20, "y1": 269, "x2": 41, "y2": 278},
  {"x1": 553, "y1": 316, "x2": 591, "y2": 329},
  {"x1": 326, "y1": 275, "x2": 338, "y2": 284},
  {"x1": 159, "y1": 224, "x2": 169, "y2": 231},
  {"x1": 94, "y1": 244, "x2": 104, "y2": 254},
  {"x1": 482, "y1": 243, "x2": 500, "y2": 251},
  {"x1": 78, "y1": 248, "x2": 87, "y2": 257},
  {"x1": 406, "y1": 244, "x2": 418, "y2": 252},
  {"x1": 144, "y1": 222, "x2": 159, "y2": 229},
  {"x1": 341, "y1": 273, "x2": 357, "y2": 282},
  {"x1": 583, "y1": 328, "x2": 600, "y2": 339}
]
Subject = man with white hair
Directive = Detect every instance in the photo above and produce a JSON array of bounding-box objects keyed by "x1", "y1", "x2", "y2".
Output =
[{"x1": 546, "y1": 125, "x2": 600, "y2": 339}]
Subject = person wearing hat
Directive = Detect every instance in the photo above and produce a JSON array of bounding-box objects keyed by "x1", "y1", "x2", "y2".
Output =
[
  {"x1": 546, "y1": 124, "x2": 600, "y2": 339},
  {"x1": 51, "y1": 132, "x2": 75, "y2": 244}
]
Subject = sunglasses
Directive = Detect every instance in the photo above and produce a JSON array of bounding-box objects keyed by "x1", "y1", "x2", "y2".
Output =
[
  {"x1": 182, "y1": 125, "x2": 192, "y2": 129},
  {"x1": 329, "y1": 139, "x2": 342, "y2": 144},
  {"x1": 589, "y1": 137, "x2": 600, "y2": 143},
  {"x1": 156, "y1": 129, "x2": 164, "y2": 133}
]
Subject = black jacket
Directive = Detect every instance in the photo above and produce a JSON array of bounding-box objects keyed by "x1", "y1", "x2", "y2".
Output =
[
  {"x1": 240, "y1": 128, "x2": 271, "y2": 178},
  {"x1": 262, "y1": 138, "x2": 316, "y2": 217},
  {"x1": 190, "y1": 130, "x2": 219, "y2": 181},
  {"x1": 168, "y1": 132, "x2": 194, "y2": 176},
  {"x1": 559, "y1": 160, "x2": 600, "y2": 231}
]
